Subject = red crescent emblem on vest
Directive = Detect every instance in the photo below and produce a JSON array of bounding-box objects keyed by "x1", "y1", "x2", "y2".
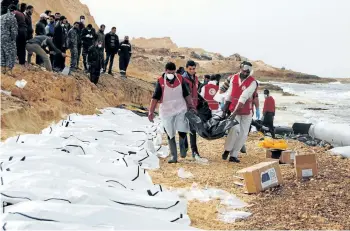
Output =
[{"x1": 209, "y1": 88, "x2": 217, "y2": 96}]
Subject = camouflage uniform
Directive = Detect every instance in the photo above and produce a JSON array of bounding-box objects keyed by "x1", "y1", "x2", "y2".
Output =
[
  {"x1": 68, "y1": 27, "x2": 79, "y2": 70},
  {"x1": 1, "y1": 12, "x2": 18, "y2": 70}
]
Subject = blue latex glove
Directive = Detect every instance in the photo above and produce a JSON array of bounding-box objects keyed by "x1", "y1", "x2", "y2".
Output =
[
  {"x1": 255, "y1": 108, "x2": 261, "y2": 120},
  {"x1": 220, "y1": 102, "x2": 225, "y2": 111}
]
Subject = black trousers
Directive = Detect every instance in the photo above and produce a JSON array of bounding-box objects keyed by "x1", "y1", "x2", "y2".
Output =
[
  {"x1": 104, "y1": 51, "x2": 116, "y2": 72},
  {"x1": 77, "y1": 43, "x2": 82, "y2": 68},
  {"x1": 119, "y1": 55, "x2": 130, "y2": 73},
  {"x1": 54, "y1": 48, "x2": 66, "y2": 71},
  {"x1": 16, "y1": 28, "x2": 27, "y2": 65},
  {"x1": 82, "y1": 45, "x2": 90, "y2": 70},
  {"x1": 90, "y1": 66, "x2": 101, "y2": 85},
  {"x1": 181, "y1": 129, "x2": 198, "y2": 154},
  {"x1": 263, "y1": 112, "x2": 275, "y2": 138}
]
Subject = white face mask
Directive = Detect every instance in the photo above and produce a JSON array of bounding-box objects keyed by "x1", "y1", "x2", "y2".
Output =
[
  {"x1": 80, "y1": 19, "x2": 85, "y2": 23},
  {"x1": 88, "y1": 29, "x2": 91, "y2": 32},
  {"x1": 98, "y1": 44, "x2": 102, "y2": 48},
  {"x1": 166, "y1": 74, "x2": 175, "y2": 80},
  {"x1": 264, "y1": 94, "x2": 268, "y2": 98}
]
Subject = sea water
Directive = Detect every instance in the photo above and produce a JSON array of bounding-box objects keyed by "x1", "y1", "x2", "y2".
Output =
[{"x1": 269, "y1": 82, "x2": 350, "y2": 125}]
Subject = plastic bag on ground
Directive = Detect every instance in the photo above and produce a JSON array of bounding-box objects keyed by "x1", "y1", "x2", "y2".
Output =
[
  {"x1": 178, "y1": 168, "x2": 194, "y2": 179},
  {"x1": 329, "y1": 146, "x2": 350, "y2": 158},
  {"x1": 15, "y1": 79, "x2": 27, "y2": 88},
  {"x1": 217, "y1": 209, "x2": 252, "y2": 223}
]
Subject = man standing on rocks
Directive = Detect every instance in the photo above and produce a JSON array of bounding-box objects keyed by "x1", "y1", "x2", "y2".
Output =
[
  {"x1": 88, "y1": 39, "x2": 104, "y2": 85},
  {"x1": 68, "y1": 22, "x2": 80, "y2": 73},
  {"x1": 118, "y1": 35, "x2": 132, "y2": 77},
  {"x1": 81, "y1": 24, "x2": 96, "y2": 71},
  {"x1": 104, "y1": 27, "x2": 119, "y2": 75},
  {"x1": 77, "y1": 15, "x2": 86, "y2": 69},
  {"x1": 262, "y1": 89, "x2": 276, "y2": 138},
  {"x1": 148, "y1": 62, "x2": 195, "y2": 163},
  {"x1": 221, "y1": 61, "x2": 258, "y2": 163},
  {"x1": 182, "y1": 60, "x2": 202, "y2": 160},
  {"x1": 14, "y1": 4, "x2": 27, "y2": 66},
  {"x1": 24, "y1": 5, "x2": 33, "y2": 40},
  {"x1": 97, "y1": 24, "x2": 106, "y2": 68},
  {"x1": 1, "y1": 4, "x2": 18, "y2": 74},
  {"x1": 53, "y1": 16, "x2": 68, "y2": 71}
]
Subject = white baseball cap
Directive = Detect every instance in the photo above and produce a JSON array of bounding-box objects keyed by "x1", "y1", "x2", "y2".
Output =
[{"x1": 40, "y1": 13, "x2": 49, "y2": 18}]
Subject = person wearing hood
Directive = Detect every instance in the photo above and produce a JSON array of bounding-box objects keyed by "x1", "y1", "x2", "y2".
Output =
[
  {"x1": 221, "y1": 61, "x2": 258, "y2": 163},
  {"x1": 1, "y1": 4, "x2": 18, "y2": 74},
  {"x1": 104, "y1": 26, "x2": 119, "y2": 75},
  {"x1": 262, "y1": 89, "x2": 276, "y2": 138},
  {"x1": 77, "y1": 15, "x2": 86, "y2": 69},
  {"x1": 53, "y1": 16, "x2": 68, "y2": 71},
  {"x1": 148, "y1": 62, "x2": 195, "y2": 163},
  {"x1": 68, "y1": 21, "x2": 80, "y2": 72},
  {"x1": 87, "y1": 38, "x2": 104, "y2": 85},
  {"x1": 35, "y1": 13, "x2": 48, "y2": 35},
  {"x1": 118, "y1": 35, "x2": 132, "y2": 77},
  {"x1": 14, "y1": 3, "x2": 27, "y2": 65},
  {"x1": 81, "y1": 24, "x2": 96, "y2": 71},
  {"x1": 181, "y1": 60, "x2": 202, "y2": 160},
  {"x1": 200, "y1": 75, "x2": 220, "y2": 111},
  {"x1": 24, "y1": 5, "x2": 33, "y2": 40}
]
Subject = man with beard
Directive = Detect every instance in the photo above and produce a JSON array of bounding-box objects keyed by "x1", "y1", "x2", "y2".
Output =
[
  {"x1": 14, "y1": 3, "x2": 27, "y2": 66},
  {"x1": 53, "y1": 16, "x2": 68, "y2": 71},
  {"x1": 221, "y1": 61, "x2": 258, "y2": 163},
  {"x1": 24, "y1": 5, "x2": 33, "y2": 40},
  {"x1": 77, "y1": 15, "x2": 86, "y2": 69}
]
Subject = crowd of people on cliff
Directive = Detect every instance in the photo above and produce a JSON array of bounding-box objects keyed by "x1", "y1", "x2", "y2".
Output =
[{"x1": 1, "y1": 1, "x2": 132, "y2": 84}]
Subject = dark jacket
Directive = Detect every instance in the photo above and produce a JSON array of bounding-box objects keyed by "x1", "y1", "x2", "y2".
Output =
[
  {"x1": 88, "y1": 45, "x2": 103, "y2": 69},
  {"x1": 77, "y1": 22, "x2": 85, "y2": 46},
  {"x1": 81, "y1": 27, "x2": 96, "y2": 48},
  {"x1": 105, "y1": 32, "x2": 119, "y2": 53},
  {"x1": 35, "y1": 19, "x2": 47, "y2": 35},
  {"x1": 24, "y1": 12, "x2": 33, "y2": 39},
  {"x1": 97, "y1": 30, "x2": 105, "y2": 49},
  {"x1": 27, "y1": 35, "x2": 62, "y2": 55},
  {"x1": 14, "y1": 10, "x2": 27, "y2": 30},
  {"x1": 1, "y1": 0, "x2": 18, "y2": 15},
  {"x1": 118, "y1": 40, "x2": 132, "y2": 57},
  {"x1": 53, "y1": 22, "x2": 68, "y2": 50}
]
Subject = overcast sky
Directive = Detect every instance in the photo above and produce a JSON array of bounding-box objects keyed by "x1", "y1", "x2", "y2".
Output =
[{"x1": 81, "y1": 0, "x2": 350, "y2": 78}]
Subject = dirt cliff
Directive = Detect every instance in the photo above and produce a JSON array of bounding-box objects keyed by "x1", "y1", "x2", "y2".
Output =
[
  {"x1": 26, "y1": 0, "x2": 97, "y2": 28},
  {"x1": 1, "y1": 66, "x2": 153, "y2": 139}
]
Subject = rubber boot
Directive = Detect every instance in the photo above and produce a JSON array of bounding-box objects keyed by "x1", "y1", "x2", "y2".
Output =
[
  {"x1": 179, "y1": 136, "x2": 188, "y2": 158},
  {"x1": 168, "y1": 138, "x2": 178, "y2": 163}
]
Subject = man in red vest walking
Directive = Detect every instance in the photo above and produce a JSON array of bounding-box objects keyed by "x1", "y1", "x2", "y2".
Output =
[
  {"x1": 148, "y1": 62, "x2": 195, "y2": 163},
  {"x1": 222, "y1": 61, "x2": 258, "y2": 163},
  {"x1": 262, "y1": 89, "x2": 276, "y2": 138},
  {"x1": 200, "y1": 75, "x2": 220, "y2": 111}
]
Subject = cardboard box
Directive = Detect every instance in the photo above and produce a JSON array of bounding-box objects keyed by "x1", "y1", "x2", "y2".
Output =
[
  {"x1": 237, "y1": 161, "x2": 283, "y2": 194},
  {"x1": 280, "y1": 150, "x2": 296, "y2": 164},
  {"x1": 294, "y1": 153, "x2": 318, "y2": 178},
  {"x1": 266, "y1": 149, "x2": 295, "y2": 164}
]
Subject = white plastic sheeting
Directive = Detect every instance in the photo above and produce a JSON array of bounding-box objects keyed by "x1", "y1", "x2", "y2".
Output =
[
  {"x1": 309, "y1": 122, "x2": 350, "y2": 146},
  {"x1": 0, "y1": 108, "x2": 198, "y2": 230},
  {"x1": 329, "y1": 146, "x2": 350, "y2": 158},
  {"x1": 171, "y1": 183, "x2": 251, "y2": 223}
]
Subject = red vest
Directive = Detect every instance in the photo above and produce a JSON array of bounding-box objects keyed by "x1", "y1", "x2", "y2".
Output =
[
  {"x1": 158, "y1": 74, "x2": 183, "y2": 103},
  {"x1": 229, "y1": 74, "x2": 257, "y2": 115},
  {"x1": 183, "y1": 74, "x2": 198, "y2": 108},
  {"x1": 204, "y1": 83, "x2": 219, "y2": 110},
  {"x1": 263, "y1": 96, "x2": 275, "y2": 113}
]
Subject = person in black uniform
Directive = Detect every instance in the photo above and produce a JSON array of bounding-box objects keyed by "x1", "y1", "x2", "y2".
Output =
[{"x1": 118, "y1": 35, "x2": 132, "y2": 77}]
